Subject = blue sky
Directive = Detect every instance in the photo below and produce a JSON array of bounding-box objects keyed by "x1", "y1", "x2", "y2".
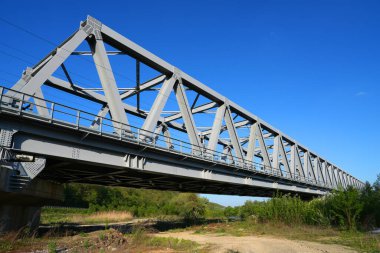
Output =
[{"x1": 0, "y1": 0, "x2": 379, "y2": 206}]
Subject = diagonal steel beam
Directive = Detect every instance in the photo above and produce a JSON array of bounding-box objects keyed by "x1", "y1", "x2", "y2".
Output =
[
  {"x1": 7, "y1": 28, "x2": 89, "y2": 97},
  {"x1": 256, "y1": 123, "x2": 272, "y2": 169},
  {"x1": 224, "y1": 106, "x2": 244, "y2": 162},
  {"x1": 246, "y1": 123, "x2": 257, "y2": 162},
  {"x1": 200, "y1": 119, "x2": 250, "y2": 136},
  {"x1": 295, "y1": 146, "x2": 306, "y2": 178},
  {"x1": 325, "y1": 163, "x2": 334, "y2": 187},
  {"x1": 90, "y1": 105, "x2": 109, "y2": 129},
  {"x1": 141, "y1": 76, "x2": 176, "y2": 136},
  {"x1": 174, "y1": 81, "x2": 202, "y2": 153},
  {"x1": 153, "y1": 124, "x2": 177, "y2": 150},
  {"x1": 315, "y1": 158, "x2": 324, "y2": 185},
  {"x1": 45, "y1": 76, "x2": 185, "y2": 132},
  {"x1": 207, "y1": 104, "x2": 226, "y2": 153},
  {"x1": 89, "y1": 74, "x2": 166, "y2": 126},
  {"x1": 89, "y1": 37, "x2": 129, "y2": 131},
  {"x1": 304, "y1": 151, "x2": 317, "y2": 182},
  {"x1": 277, "y1": 136, "x2": 291, "y2": 176},
  {"x1": 33, "y1": 87, "x2": 50, "y2": 117},
  {"x1": 120, "y1": 74, "x2": 166, "y2": 100}
]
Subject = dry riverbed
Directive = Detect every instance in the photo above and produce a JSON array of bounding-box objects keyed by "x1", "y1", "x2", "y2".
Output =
[{"x1": 156, "y1": 230, "x2": 358, "y2": 253}]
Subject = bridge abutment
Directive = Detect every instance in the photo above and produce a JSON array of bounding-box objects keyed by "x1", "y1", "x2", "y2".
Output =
[
  {"x1": 0, "y1": 205, "x2": 41, "y2": 233},
  {"x1": 0, "y1": 167, "x2": 63, "y2": 233}
]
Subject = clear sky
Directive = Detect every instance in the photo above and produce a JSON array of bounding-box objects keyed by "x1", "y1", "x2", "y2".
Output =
[{"x1": 0, "y1": 0, "x2": 379, "y2": 207}]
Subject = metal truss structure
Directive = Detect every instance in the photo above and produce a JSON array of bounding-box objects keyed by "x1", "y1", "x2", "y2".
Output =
[{"x1": 0, "y1": 16, "x2": 364, "y2": 197}]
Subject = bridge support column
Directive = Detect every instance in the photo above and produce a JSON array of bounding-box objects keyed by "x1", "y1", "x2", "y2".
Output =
[
  {"x1": 0, "y1": 205, "x2": 41, "y2": 233},
  {"x1": 0, "y1": 167, "x2": 64, "y2": 234}
]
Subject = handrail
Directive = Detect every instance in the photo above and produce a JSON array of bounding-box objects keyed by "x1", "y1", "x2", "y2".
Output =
[{"x1": 0, "y1": 86, "x2": 335, "y2": 189}]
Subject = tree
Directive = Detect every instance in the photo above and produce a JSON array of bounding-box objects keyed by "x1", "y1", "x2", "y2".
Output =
[
  {"x1": 170, "y1": 193, "x2": 206, "y2": 222},
  {"x1": 224, "y1": 206, "x2": 239, "y2": 218},
  {"x1": 326, "y1": 187, "x2": 363, "y2": 230},
  {"x1": 374, "y1": 173, "x2": 380, "y2": 191}
]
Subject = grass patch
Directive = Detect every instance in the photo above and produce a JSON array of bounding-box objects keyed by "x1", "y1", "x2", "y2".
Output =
[
  {"x1": 148, "y1": 236, "x2": 200, "y2": 251},
  {"x1": 41, "y1": 207, "x2": 88, "y2": 224},
  {"x1": 41, "y1": 208, "x2": 133, "y2": 224},
  {"x1": 82, "y1": 210, "x2": 133, "y2": 224},
  {"x1": 324, "y1": 231, "x2": 380, "y2": 253},
  {"x1": 47, "y1": 241, "x2": 57, "y2": 253},
  {"x1": 126, "y1": 226, "x2": 207, "y2": 252},
  {"x1": 0, "y1": 232, "x2": 61, "y2": 253},
  {"x1": 0, "y1": 241, "x2": 13, "y2": 252}
]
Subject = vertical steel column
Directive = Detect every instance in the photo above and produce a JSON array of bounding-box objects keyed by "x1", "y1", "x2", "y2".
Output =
[
  {"x1": 273, "y1": 135, "x2": 280, "y2": 171},
  {"x1": 136, "y1": 60, "x2": 140, "y2": 111},
  {"x1": 290, "y1": 144, "x2": 296, "y2": 178}
]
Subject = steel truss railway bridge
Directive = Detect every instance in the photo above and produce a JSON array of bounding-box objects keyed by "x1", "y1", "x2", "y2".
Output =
[{"x1": 0, "y1": 16, "x2": 363, "y2": 232}]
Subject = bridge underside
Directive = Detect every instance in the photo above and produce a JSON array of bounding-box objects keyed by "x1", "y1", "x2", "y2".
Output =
[
  {"x1": 40, "y1": 159, "x2": 317, "y2": 199},
  {"x1": 1, "y1": 113, "x2": 326, "y2": 201}
]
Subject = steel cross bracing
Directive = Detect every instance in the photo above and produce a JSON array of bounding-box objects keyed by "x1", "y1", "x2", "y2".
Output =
[{"x1": 0, "y1": 16, "x2": 364, "y2": 192}]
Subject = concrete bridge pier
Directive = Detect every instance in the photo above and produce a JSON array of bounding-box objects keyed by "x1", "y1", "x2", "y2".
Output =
[
  {"x1": 0, "y1": 166, "x2": 63, "y2": 233},
  {"x1": 0, "y1": 205, "x2": 41, "y2": 233}
]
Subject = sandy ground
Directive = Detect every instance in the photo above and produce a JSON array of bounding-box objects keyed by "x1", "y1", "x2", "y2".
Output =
[{"x1": 156, "y1": 231, "x2": 358, "y2": 253}]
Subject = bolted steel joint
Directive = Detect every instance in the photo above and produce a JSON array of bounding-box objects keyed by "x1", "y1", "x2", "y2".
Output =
[
  {"x1": 81, "y1": 15, "x2": 102, "y2": 40},
  {"x1": 21, "y1": 67, "x2": 33, "y2": 83},
  {"x1": 172, "y1": 67, "x2": 183, "y2": 84}
]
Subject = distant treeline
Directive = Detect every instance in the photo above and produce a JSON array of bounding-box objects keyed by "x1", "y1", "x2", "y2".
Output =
[
  {"x1": 60, "y1": 174, "x2": 379, "y2": 230},
  {"x1": 62, "y1": 184, "x2": 223, "y2": 221}
]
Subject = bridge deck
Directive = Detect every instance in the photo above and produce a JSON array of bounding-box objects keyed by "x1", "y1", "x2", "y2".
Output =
[{"x1": 0, "y1": 86, "x2": 332, "y2": 197}]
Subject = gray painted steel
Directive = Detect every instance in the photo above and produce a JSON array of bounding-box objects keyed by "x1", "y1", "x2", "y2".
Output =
[{"x1": 0, "y1": 16, "x2": 364, "y2": 198}]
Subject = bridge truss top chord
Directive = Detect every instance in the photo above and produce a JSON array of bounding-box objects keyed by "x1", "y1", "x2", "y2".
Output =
[{"x1": 1, "y1": 16, "x2": 364, "y2": 191}]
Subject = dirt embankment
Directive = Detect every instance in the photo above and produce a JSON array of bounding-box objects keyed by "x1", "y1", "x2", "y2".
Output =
[{"x1": 156, "y1": 231, "x2": 358, "y2": 253}]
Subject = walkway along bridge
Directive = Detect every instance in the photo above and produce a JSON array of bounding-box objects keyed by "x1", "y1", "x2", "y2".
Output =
[{"x1": 0, "y1": 16, "x2": 364, "y2": 232}]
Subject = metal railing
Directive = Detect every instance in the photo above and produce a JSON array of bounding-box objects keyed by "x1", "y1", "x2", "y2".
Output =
[{"x1": 0, "y1": 86, "x2": 334, "y2": 189}]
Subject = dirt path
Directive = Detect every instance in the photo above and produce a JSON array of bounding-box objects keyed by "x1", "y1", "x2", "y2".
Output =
[{"x1": 155, "y1": 231, "x2": 358, "y2": 253}]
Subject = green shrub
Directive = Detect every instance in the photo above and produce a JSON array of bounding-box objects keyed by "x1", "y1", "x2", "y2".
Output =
[
  {"x1": 239, "y1": 194, "x2": 327, "y2": 226},
  {"x1": 47, "y1": 241, "x2": 57, "y2": 253},
  {"x1": 238, "y1": 184, "x2": 379, "y2": 231},
  {"x1": 323, "y1": 187, "x2": 363, "y2": 230},
  {"x1": 169, "y1": 193, "x2": 207, "y2": 222},
  {"x1": 224, "y1": 206, "x2": 240, "y2": 218}
]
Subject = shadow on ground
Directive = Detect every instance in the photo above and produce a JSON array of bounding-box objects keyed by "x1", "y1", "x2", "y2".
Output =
[{"x1": 37, "y1": 219, "x2": 223, "y2": 237}]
